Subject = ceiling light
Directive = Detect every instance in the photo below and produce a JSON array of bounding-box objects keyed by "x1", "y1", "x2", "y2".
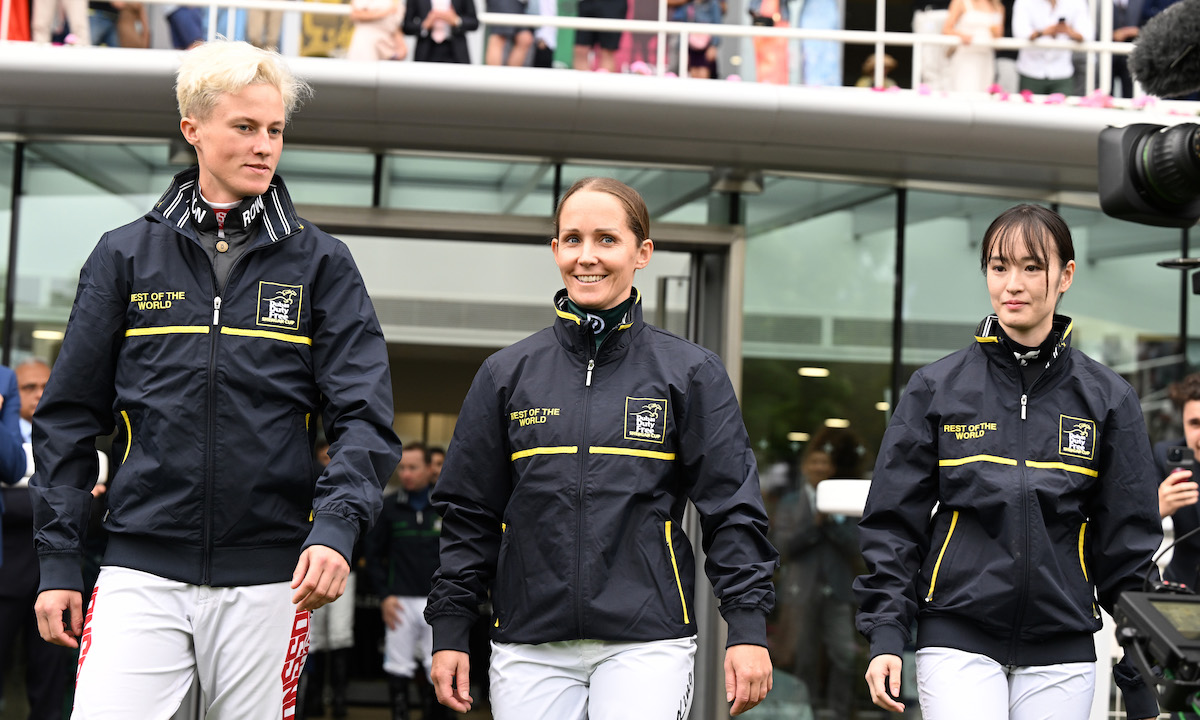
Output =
[
  {"x1": 798, "y1": 367, "x2": 830, "y2": 378},
  {"x1": 824, "y1": 418, "x2": 850, "y2": 428}
]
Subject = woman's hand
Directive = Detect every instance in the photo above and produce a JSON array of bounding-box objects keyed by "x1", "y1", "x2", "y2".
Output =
[
  {"x1": 430, "y1": 650, "x2": 473, "y2": 712},
  {"x1": 724, "y1": 644, "x2": 772, "y2": 715},
  {"x1": 865, "y1": 653, "x2": 905, "y2": 712}
]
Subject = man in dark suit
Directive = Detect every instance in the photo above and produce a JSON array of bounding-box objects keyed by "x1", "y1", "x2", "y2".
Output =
[
  {"x1": 1, "y1": 360, "x2": 67, "y2": 720},
  {"x1": 1155, "y1": 373, "x2": 1200, "y2": 588}
]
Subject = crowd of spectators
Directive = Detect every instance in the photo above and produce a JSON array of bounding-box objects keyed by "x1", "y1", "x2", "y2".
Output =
[{"x1": 0, "y1": 1, "x2": 1194, "y2": 107}]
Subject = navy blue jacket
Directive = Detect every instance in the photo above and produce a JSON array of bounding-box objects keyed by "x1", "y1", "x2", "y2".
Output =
[
  {"x1": 854, "y1": 316, "x2": 1161, "y2": 719},
  {"x1": 0, "y1": 365, "x2": 28, "y2": 568},
  {"x1": 30, "y1": 168, "x2": 402, "y2": 593},
  {"x1": 365, "y1": 487, "x2": 441, "y2": 598},
  {"x1": 425, "y1": 290, "x2": 777, "y2": 653}
]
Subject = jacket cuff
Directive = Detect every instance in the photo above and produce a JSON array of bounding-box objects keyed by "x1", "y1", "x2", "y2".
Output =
[
  {"x1": 867, "y1": 623, "x2": 909, "y2": 660},
  {"x1": 37, "y1": 552, "x2": 85, "y2": 595},
  {"x1": 431, "y1": 614, "x2": 475, "y2": 654},
  {"x1": 1114, "y1": 656, "x2": 1159, "y2": 720},
  {"x1": 303, "y1": 513, "x2": 358, "y2": 565},
  {"x1": 722, "y1": 607, "x2": 768, "y2": 647}
]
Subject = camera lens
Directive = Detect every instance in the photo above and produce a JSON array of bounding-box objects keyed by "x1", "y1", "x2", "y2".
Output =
[{"x1": 1139, "y1": 124, "x2": 1200, "y2": 206}]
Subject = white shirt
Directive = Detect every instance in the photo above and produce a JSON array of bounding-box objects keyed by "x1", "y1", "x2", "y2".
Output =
[{"x1": 1012, "y1": 0, "x2": 1093, "y2": 80}]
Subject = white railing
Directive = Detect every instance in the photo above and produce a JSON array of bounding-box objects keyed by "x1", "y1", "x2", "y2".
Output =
[{"x1": 1, "y1": 0, "x2": 1143, "y2": 96}]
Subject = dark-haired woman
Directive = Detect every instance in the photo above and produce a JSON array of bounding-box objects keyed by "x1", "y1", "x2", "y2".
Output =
[
  {"x1": 854, "y1": 204, "x2": 1162, "y2": 720},
  {"x1": 424, "y1": 177, "x2": 778, "y2": 719}
]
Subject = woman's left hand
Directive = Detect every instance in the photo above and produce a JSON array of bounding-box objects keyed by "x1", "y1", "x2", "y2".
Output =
[{"x1": 724, "y1": 644, "x2": 772, "y2": 715}]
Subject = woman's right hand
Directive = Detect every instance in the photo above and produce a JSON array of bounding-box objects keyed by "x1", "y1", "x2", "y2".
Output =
[
  {"x1": 431, "y1": 650, "x2": 474, "y2": 712},
  {"x1": 865, "y1": 654, "x2": 905, "y2": 712}
]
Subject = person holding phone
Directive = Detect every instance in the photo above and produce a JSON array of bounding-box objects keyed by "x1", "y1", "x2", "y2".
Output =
[
  {"x1": 854, "y1": 204, "x2": 1162, "y2": 720},
  {"x1": 1155, "y1": 373, "x2": 1200, "y2": 587},
  {"x1": 1011, "y1": 0, "x2": 1091, "y2": 95}
]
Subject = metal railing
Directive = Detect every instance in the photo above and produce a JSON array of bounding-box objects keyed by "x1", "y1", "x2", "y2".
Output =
[{"x1": 1, "y1": 0, "x2": 1147, "y2": 96}]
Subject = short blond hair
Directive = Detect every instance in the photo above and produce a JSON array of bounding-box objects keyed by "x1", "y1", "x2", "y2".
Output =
[{"x1": 175, "y1": 40, "x2": 311, "y2": 122}]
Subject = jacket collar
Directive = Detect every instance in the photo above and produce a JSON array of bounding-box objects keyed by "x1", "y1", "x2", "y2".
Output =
[
  {"x1": 552, "y1": 287, "x2": 644, "y2": 356},
  {"x1": 974, "y1": 313, "x2": 1074, "y2": 371},
  {"x1": 148, "y1": 166, "x2": 304, "y2": 245}
]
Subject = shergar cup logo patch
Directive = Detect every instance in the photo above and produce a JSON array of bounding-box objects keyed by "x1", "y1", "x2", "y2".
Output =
[
  {"x1": 625, "y1": 397, "x2": 667, "y2": 444},
  {"x1": 257, "y1": 281, "x2": 303, "y2": 330}
]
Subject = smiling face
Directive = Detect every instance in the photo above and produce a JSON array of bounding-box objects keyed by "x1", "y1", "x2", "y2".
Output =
[
  {"x1": 180, "y1": 82, "x2": 285, "y2": 204},
  {"x1": 985, "y1": 231, "x2": 1075, "y2": 346},
  {"x1": 552, "y1": 189, "x2": 653, "y2": 311},
  {"x1": 1183, "y1": 400, "x2": 1200, "y2": 459}
]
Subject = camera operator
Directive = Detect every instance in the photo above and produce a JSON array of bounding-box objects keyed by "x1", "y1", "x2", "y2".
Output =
[{"x1": 1156, "y1": 374, "x2": 1200, "y2": 588}]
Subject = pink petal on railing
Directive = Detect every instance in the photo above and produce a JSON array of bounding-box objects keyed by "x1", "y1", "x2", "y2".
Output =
[
  {"x1": 917, "y1": 83, "x2": 932, "y2": 95},
  {"x1": 1044, "y1": 93, "x2": 1067, "y2": 104},
  {"x1": 726, "y1": 74, "x2": 742, "y2": 81}
]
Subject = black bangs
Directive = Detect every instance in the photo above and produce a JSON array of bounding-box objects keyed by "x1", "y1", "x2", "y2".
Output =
[
  {"x1": 979, "y1": 204, "x2": 1074, "y2": 275},
  {"x1": 983, "y1": 221, "x2": 1051, "y2": 271}
]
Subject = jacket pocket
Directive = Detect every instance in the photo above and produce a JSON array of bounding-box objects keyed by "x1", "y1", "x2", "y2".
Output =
[
  {"x1": 925, "y1": 510, "x2": 959, "y2": 602},
  {"x1": 493, "y1": 522, "x2": 510, "y2": 629},
  {"x1": 665, "y1": 520, "x2": 691, "y2": 625},
  {"x1": 118, "y1": 409, "x2": 133, "y2": 465},
  {"x1": 1078, "y1": 522, "x2": 1099, "y2": 618}
]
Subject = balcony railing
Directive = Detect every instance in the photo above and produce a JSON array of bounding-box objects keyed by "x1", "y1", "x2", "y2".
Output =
[{"x1": 1, "y1": 0, "x2": 1153, "y2": 98}]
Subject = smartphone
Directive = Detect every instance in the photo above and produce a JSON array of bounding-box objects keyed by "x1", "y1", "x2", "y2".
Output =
[
  {"x1": 1058, "y1": 16, "x2": 1066, "y2": 23},
  {"x1": 1166, "y1": 446, "x2": 1195, "y2": 477}
]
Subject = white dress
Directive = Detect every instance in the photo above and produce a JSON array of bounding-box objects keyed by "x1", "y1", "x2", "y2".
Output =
[
  {"x1": 948, "y1": 0, "x2": 1001, "y2": 92},
  {"x1": 346, "y1": 0, "x2": 404, "y2": 61}
]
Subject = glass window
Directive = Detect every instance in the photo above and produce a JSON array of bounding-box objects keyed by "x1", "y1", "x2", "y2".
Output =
[
  {"x1": 15, "y1": 140, "x2": 175, "y2": 363},
  {"x1": 276, "y1": 147, "x2": 376, "y2": 207},
  {"x1": 560, "y1": 164, "x2": 717, "y2": 224},
  {"x1": 741, "y1": 175, "x2": 893, "y2": 718},
  {"x1": 1058, "y1": 206, "x2": 1189, "y2": 446},
  {"x1": 900, "y1": 192, "x2": 1029, "y2": 374},
  {"x1": 384, "y1": 154, "x2": 554, "y2": 216},
  {"x1": 0, "y1": 142, "x2": 11, "y2": 357}
]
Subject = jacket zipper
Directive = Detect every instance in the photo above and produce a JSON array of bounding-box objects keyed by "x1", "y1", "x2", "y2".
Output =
[
  {"x1": 203, "y1": 286, "x2": 219, "y2": 584},
  {"x1": 1009, "y1": 371, "x2": 1037, "y2": 663},
  {"x1": 925, "y1": 510, "x2": 959, "y2": 602},
  {"x1": 575, "y1": 340, "x2": 597, "y2": 637},
  {"x1": 573, "y1": 325, "x2": 620, "y2": 637},
  {"x1": 200, "y1": 238, "x2": 282, "y2": 585}
]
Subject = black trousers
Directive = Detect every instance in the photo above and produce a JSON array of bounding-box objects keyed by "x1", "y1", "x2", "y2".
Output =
[{"x1": 0, "y1": 595, "x2": 75, "y2": 720}]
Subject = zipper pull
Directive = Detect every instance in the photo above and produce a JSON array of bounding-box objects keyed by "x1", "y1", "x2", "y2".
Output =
[
  {"x1": 212, "y1": 296, "x2": 221, "y2": 326},
  {"x1": 585, "y1": 359, "x2": 594, "y2": 387},
  {"x1": 417, "y1": 510, "x2": 423, "y2": 525},
  {"x1": 1021, "y1": 393, "x2": 1027, "y2": 420}
]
